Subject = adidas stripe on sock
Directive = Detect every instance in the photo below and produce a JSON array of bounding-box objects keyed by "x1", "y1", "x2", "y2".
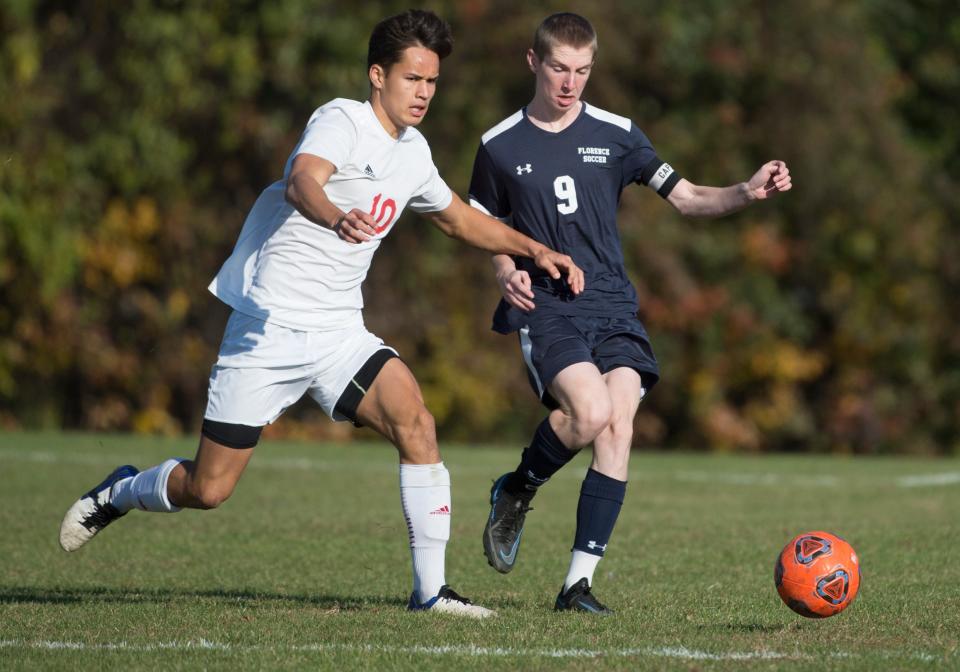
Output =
[{"x1": 399, "y1": 462, "x2": 450, "y2": 603}]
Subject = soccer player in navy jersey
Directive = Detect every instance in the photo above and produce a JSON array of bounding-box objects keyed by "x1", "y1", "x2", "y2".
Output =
[
  {"x1": 57, "y1": 10, "x2": 584, "y2": 619},
  {"x1": 470, "y1": 13, "x2": 792, "y2": 612}
]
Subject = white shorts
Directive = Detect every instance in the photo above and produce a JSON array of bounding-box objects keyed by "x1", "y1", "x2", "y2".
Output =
[{"x1": 204, "y1": 311, "x2": 397, "y2": 426}]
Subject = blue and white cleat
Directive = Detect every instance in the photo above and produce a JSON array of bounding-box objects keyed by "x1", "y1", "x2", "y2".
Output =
[
  {"x1": 59, "y1": 465, "x2": 139, "y2": 552},
  {"x1": 482, "y1": 473, "x2": 533, "y2": 574},
  {"x1": 407, "y1": 585, "x2": 496, "y2": 618}
]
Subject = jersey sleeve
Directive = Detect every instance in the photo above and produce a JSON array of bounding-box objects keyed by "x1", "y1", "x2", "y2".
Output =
[
  {"x1": 468, "y1": 142, "x2": 510, "y2": 219},
  {"x1": 288, "y1": 106, "x2": 358, "y2": 172},
  {"x1": 623, "y1": 125, "x2": 681, "y2": 198},
  {"x1": 407, "y1": 162, "x2": 454, "y2": 213}
]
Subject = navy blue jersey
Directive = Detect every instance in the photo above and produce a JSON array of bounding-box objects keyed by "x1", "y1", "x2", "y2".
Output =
[{"x1": 469, "y1": 102, "x2": 680, "y2": 333}]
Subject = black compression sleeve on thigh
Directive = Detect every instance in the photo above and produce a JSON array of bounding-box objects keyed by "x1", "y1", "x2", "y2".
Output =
[
  {"x1": 334, "y1": 348, "x2": 399, "y2": 426},
  {"x1": 201, "y1": 418, "x2": 262, "y2": 449}
]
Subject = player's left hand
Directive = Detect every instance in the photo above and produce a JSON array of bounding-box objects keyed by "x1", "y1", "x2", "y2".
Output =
[
  {"x1": 333, "y1": 207, "x2": 378, "y2": 243},
  {"x1": 533, "y1": 249, "x2": 584, "y2": 296},
  {"x1": 747, "y1": 160, "x2": 792, "y2": 200}
]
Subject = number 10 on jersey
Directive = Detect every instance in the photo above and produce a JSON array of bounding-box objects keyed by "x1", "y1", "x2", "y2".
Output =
[
  {"x1": 554, "y1": 175, "x2": 578, "y2": 214},
  {"x1": 369, "y1": 193, "x2": 397, "y2": 234}
]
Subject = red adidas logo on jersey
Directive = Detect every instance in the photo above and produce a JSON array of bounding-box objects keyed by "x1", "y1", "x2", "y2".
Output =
[{"x1": 429, "y1": 505, "x2": 451, "y2": 516}]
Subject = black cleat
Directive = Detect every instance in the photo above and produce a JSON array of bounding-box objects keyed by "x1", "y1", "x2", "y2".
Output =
[
  {"x1": 482, "y1": 473, "x2": 533, "y2": 574},
  {"x1": 59, "y1": 465, "x2": 139, "y2": 552},
  {"x1": 554, "y1": 578, "x2": 613, "y2": 614}
]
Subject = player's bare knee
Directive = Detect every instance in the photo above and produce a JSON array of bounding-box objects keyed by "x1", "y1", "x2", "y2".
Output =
[
  {"x1": 570, "y1": 397, "x2": 613, "y2": 445},
  {"x1": 188, "y1": 479, "x2": 235, "y2": 510},
  {"x1": 391, "y1": 406, "x2": 438, "y2": 462},
  {"x1": 196, "y1": 488, "x2": 232, "y2": 510},
  {"x1": 399, "y1": 405, "x2": 435, "y2": 442}
]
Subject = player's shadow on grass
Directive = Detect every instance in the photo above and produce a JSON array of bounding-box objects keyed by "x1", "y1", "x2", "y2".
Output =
[
  {"x1": 0, "y1": 585, "x2": 402, "y2": 611},
  {"x1": 697, "y1": 622, "x2": 791, "y2": 633}
]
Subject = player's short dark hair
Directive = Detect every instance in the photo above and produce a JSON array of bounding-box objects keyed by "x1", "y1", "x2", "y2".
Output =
[
  {"x1": 367, "y1": 9, "x2": 453, "y2": 71},
  {"x1": 532, "y1": 13, "x2": 597, "y2": 60}
]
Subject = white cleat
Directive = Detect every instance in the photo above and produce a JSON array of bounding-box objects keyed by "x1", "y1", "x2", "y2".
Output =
[
  {"x1": 59, "y1": 465, "x2": 138, "y2": 552},
  {"x1": 407, "y1": 585, "x2": 496, "y2": 618}
]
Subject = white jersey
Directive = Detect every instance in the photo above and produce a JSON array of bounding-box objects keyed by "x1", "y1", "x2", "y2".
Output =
[{"x1": 209, "y1": 98, "x2": 453, "y2": 331}]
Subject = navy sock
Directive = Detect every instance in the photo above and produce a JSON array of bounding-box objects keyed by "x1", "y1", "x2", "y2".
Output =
[
  {"x1": 572, "y1": 469, "x2": 627, "y2": 556},
  {"x1": 503, "y1": 418, "x2": 576, "y2": 497}
]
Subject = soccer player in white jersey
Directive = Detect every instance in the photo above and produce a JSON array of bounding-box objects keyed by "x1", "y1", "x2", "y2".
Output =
[
  {"x1": 470, "y1": 13, "x2": 792, "y2": 612},
  {"x1": 58, "y1": 10, "x2": 584, "y2": 619}
]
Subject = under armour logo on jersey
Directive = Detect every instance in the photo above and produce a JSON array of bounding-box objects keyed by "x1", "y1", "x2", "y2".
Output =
[
  {"x1": 516, "y1": 163, "x2": 533, "y2": 175},
  {"x1": 587, "y1": 540, "x2": 607, "y2": 552},
  {"x1": 363, "y1": 164, "x2": 376, "y2": 178}
]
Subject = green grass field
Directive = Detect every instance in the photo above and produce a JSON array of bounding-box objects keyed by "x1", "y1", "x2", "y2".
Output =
[{"x1": 1, "y1": 432, "x2": 958, "y2": 670}]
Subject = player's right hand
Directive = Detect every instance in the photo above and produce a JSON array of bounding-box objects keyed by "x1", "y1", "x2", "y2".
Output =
[
  {"x1": 497, "y1": 269, "x2": 536, "y2": 312},
  {"x1": 333, "y1": 208, "x2": 378, "y2": 243}
]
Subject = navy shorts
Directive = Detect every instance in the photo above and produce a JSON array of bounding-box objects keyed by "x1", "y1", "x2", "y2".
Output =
[{"x1": 518, "y1": 313, "x2": 660, "y2": 410}]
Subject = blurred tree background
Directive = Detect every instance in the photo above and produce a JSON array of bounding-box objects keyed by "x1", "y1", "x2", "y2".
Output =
[{"x1": 1, "y1": 0, "x2": 957, "y2": 454}]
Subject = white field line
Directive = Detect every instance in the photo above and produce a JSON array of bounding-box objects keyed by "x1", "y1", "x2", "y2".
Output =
[
  {"x1": 0, "y1": 639, "x2": 946, "y2": 663},
  {"x1": 675, "y1": 471, "x2": 841, "y2": 487},
  {"x1": 897, "y1": 472, "x2": 960, "y2": 488},
  {"x1": 0, "y1": 449, "x2": 394, "y2": 474},
  {"x1": 0, "y1": 448, "x2": 581, "y2": 479},
  {"x1": 2, "y1": 448, "x2": 958, "y2": 488},
  {"x1": 678, "y1": 469, "x2": 960, "y2": 489}
]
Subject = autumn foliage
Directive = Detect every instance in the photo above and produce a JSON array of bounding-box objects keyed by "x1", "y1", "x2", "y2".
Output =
[{"x1": 1, "y1": 1, "x2": 957, "y2": 454}]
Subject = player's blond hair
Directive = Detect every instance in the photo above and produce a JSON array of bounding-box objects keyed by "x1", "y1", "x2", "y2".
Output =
[{"x1": 532, "y1": 13, "x2": 597, "y2": 60}]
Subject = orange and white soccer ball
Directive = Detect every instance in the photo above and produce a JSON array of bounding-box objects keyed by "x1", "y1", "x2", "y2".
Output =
[{"x1": 774, "y1": 531, "x2": 861, "y2": 618}]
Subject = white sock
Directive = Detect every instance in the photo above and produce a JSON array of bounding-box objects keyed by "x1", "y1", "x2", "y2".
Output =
[
  {"x1": 110, "y1": 458, "x2": 186, "y2": 513},
  {"x1": 564, "y1": 550, "x2": 602, "y2": 592},
  {"x1": 399, "y1": 462, "x2": 450, "y2": 603}
]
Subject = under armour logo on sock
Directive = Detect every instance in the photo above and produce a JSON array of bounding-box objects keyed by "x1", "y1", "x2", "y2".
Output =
[
  {"x1": 525, "y1": 470, "x2": 549, "y2": 485},
  {"x1": 587, "y1": 540, "x2": 607, "y2": 552}
]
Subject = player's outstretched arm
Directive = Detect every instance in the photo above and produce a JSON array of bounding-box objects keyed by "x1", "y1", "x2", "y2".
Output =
[
  {"x1": 285, "y1": 153, "x2": 379, "y2": 243},
  {"x1": 427, "y1": 194, "x2": 584, "y2": 295},
  {"x1": 667, "y1": 160, "x2": 792, "y2": 218}
]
